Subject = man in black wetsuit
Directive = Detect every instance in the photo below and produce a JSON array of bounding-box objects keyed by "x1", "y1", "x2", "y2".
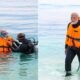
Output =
[
  {"x1": 12, "y1": 33, "x2": 36, "y2": 54},
  {"x1": 65, "y1": 13, "x2": 80, "y2": 76}
]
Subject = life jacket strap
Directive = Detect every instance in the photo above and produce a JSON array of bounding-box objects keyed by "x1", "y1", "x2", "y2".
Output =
[
  {"x1": 67, "y1": 35, "x2": 80, "y2": 42},
  {"x1": 0, "y1": 46, "x2": 11, "y2": 52},
  {"x1": 0, "y1": 46, "x2": 10, "y2": 48}
]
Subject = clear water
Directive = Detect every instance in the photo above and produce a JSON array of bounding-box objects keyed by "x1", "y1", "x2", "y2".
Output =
[
  {"x1": 0, "y1": 53, "x2": 38, "y2": 80},
  {"x1": 39, "y1": 1, "x2": 80, "y2": 80},
  {"x1": 0, "y1": 0, "x2": 38, "y2": 80}
]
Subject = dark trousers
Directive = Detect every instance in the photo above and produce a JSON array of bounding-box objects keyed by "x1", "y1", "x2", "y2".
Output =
[{"x1": 65, "y1": 46, "x2": 80, "y2": 72}]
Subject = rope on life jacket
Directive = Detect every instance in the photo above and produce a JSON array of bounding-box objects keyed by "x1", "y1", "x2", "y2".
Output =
[
  {"x1": 67, "y1": 35, "x2": 80, "y2": 42},
  {"x1": 0, "y1": 46, "x2": 10, "y2": 48},
  {"x1": 67, "y1": 35, "x2": 80, "y2": 72}
]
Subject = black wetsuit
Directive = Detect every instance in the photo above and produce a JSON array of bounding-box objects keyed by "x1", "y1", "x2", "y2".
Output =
[
  {"x1": 12, "y1": 39, "x2": 35, "y2": 54},
  {"x1": 65, "y1": 20, "x2": 80, "y2": 72}
]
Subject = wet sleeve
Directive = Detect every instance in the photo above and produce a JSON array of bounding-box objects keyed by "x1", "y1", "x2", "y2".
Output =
[
  {"x1": 65, "y1": 44, "x2": 68, "y2": 49},
  {"x1": 10, "y1": 46, "x2": 20, "y2": 52}
]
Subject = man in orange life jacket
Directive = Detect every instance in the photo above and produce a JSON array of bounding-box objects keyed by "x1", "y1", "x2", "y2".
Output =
[
  {"x1": 0, "y1": 30, "x2": 12, "y2": 54},
  {"x1": 1, "y1": 30, "x2": 22, "y2": 52},
  {"x1": 65, "y1": 13, "x2": 80, "y2": 76}
]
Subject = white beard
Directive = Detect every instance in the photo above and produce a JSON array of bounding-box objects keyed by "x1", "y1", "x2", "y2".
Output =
[{"x1": 71, "y1": 21, "x2": 78, "y2": 24}]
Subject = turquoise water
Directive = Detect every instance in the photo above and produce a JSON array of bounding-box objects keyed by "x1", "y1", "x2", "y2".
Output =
[
  {"x1": 39, "y1": 2, "x2": 80, "y2": 80},
  {"x1": 0, "y1": 0, "x2": 38, "y2": 80},
  {"x1": 0, "y1": 52, "x2": 38, "y2": 80}
]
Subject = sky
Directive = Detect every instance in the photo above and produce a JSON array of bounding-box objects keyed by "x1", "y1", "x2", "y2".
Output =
[
  {"x1": 39, "y1": 0, "x2": 80, "y2": 5},
  {"x1": 39, "y1": 0, "x2": 80, "y2": 25}
]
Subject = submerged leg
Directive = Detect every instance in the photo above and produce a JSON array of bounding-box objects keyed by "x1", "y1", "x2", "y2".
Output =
[{"x1": 65, "y1": 47, "x2": 76, "y2": 76}]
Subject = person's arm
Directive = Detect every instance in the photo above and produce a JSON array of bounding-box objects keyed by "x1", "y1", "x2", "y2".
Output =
[
  {"x1": 65, "y1": 23, "x2": 70, "y2": 54},
  {"x1": 7, "y1": 41, "x2": 20, "y2": 52},
  {"x1": 12, "y1": 41, "x2": 20, "y2": 49},
  {"x1": 10, "y1": 45, "x2": 20, "y2": 52},
  {"x1": 65, "y1": 23, "x2": 70, "y2": 46}
]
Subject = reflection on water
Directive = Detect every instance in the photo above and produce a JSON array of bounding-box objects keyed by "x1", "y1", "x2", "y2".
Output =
[
  {"x1": 19, "y1": 53, "x2": 37, "y2": 80},
  {"x1": 64, "y1": 75, "x2": 80, "y2": 80},
  {"x1": 64, "y1": 77, "x2": 71, "y2": 80},
  {"x1": 0, "y1": 52, "x2": 38, "y2": 80}
]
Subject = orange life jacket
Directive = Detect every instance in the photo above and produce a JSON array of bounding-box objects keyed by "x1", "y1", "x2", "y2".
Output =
[
  {"x1": 65, "y1": 23, "x2": 80, "y2": 48},
  {"x1": 0, "y1": 36, "x2": 12, "y2": 54},
  {"x1": 7, "y1": 36, "x2": 14, "y2": 42}
]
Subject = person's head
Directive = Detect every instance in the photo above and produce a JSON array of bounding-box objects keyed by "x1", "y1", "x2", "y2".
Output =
[
  {"x1": 0, "y1": 30, "x2": 8, "y2": 37},
  {"x1": 71, "y1": 12, "x2": 79, "y2": 24},
  {"x1": 17, "y1": 33, "x2": 25, "y2": 42}
]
